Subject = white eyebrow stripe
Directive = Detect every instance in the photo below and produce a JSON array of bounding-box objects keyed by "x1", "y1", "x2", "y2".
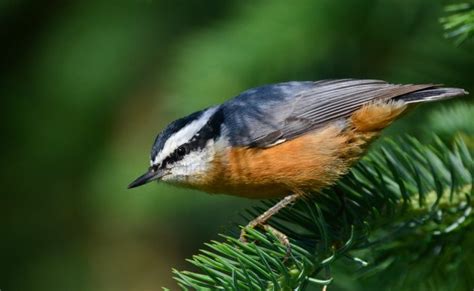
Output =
[{"x1": 152, "y1": 106, "x2": 219, "y2": 165}]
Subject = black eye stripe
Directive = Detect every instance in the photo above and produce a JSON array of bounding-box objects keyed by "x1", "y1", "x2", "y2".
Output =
[
  {"x1": 158, "y1": 108, "x2": 224, "y2": 167},
  {"x1": 177, "y1": 145, "x2": 188, "y2": 156},
  {"x1": 150, "y1": 110, "x2": 205, "y2": 159},
  {"x1": 161, "y1": 143, "x2": 190, "y2": 167}
]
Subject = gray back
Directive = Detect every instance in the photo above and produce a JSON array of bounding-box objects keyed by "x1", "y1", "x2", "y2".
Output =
[{"x1": 221, "y1": 79, "x2": 432, "y2": 147}]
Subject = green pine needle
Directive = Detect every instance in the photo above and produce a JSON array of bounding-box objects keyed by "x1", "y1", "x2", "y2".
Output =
[
  {"x1": 440, "y1": 2, "x2": 474, "y2": 44},
  {"x1": 171, "y1": 136, "x2": 473, "y2": 290}
]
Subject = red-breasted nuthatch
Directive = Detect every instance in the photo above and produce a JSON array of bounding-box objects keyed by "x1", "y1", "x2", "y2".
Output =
[{"x1": 129, "y1": 79, "x2": 467, "y2": 241}]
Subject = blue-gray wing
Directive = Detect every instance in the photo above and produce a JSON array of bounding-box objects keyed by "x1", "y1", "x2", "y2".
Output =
[{"x1": 221, "y1": 79, "x2": 434, "y2": 147}]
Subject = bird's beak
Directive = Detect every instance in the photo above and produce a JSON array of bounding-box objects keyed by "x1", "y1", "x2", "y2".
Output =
[{"x1": 128, "y1": 168, "x2": 165, "y2": 189}]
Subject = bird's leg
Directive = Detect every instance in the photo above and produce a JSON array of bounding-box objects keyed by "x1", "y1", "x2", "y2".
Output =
[{"x1": 240, "y1": 193, "x2": 300, "y2": 254}]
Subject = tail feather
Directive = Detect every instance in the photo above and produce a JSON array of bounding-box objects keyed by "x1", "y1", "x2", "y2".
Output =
[{"x1": 395, "y1": 86, "x2": 468, "y2": 104}]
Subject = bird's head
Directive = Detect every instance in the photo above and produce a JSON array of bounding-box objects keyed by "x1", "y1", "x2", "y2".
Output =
[{"x1": 128, "y1": 106, "x2": 224, "y2": 189}]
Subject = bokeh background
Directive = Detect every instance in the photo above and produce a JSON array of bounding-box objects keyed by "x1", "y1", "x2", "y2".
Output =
[{"x1": 1, "y1": 0, "x2": 473, "y2": 290}]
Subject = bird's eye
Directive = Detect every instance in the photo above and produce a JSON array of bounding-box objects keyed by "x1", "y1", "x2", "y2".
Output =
[{"x1": 177, "y1": 146, "x2": 187, "y2": 156}]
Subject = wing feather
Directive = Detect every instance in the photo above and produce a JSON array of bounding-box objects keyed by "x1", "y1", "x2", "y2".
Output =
[{"x1": 222, "y1": 79, "x2": 435, "y2": 147}]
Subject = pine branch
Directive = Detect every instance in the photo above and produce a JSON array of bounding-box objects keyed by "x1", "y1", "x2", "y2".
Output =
[
  {"x1": 171, "y1": 136, "x2": 473, "y2": 290},
  {"x1": 440, "y1": 2, "x2": 474, "y2": 44}
]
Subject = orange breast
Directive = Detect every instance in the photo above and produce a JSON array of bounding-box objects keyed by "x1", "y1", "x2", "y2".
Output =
[
  {"x1": 188, "y1": 101, "x2": 408, "y2": 198},
  {"x1": 191, "y1": 126, "x2": 353, "y2": 198}
]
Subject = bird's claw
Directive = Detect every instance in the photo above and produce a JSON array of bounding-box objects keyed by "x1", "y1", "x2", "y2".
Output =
[{"x1": 239, "y1": 222, "x2": 292, "y2": 260}]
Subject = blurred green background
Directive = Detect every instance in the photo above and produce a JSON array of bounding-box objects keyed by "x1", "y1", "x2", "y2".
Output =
[{"x1": 1, "y1": 0, "x2": 473, "y2": 290}]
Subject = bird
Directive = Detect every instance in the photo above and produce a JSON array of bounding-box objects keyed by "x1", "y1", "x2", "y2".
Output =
[{"x1": 128, "y1": 79, "x2": 467, "y2": 243}]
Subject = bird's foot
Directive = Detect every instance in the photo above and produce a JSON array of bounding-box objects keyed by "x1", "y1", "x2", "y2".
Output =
[
  {"x1": 240, "y1": 221, "x2": 292, "y2": 260},
  {"x1": 239, "y1": 193, "x2": 301, "y2": 259}
]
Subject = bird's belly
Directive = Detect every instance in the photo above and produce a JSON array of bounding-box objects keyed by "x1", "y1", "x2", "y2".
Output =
[{"x1": 194, "y1": 126, "x2": 364, "y2": 198}]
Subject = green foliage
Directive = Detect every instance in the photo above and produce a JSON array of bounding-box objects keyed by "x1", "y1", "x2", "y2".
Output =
[
  {"x1": 2, "y1": 1, "x2": 474, "y2": 290},
  {"x1": 428, "y1": 103, "x2": 474, "y2": 146},
  {"x1": 172, "y1": 136, "x2": 473, "y2": 290},
  {"x1": 440, "y1": 2, "x2": 474, "y2": 44}
]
